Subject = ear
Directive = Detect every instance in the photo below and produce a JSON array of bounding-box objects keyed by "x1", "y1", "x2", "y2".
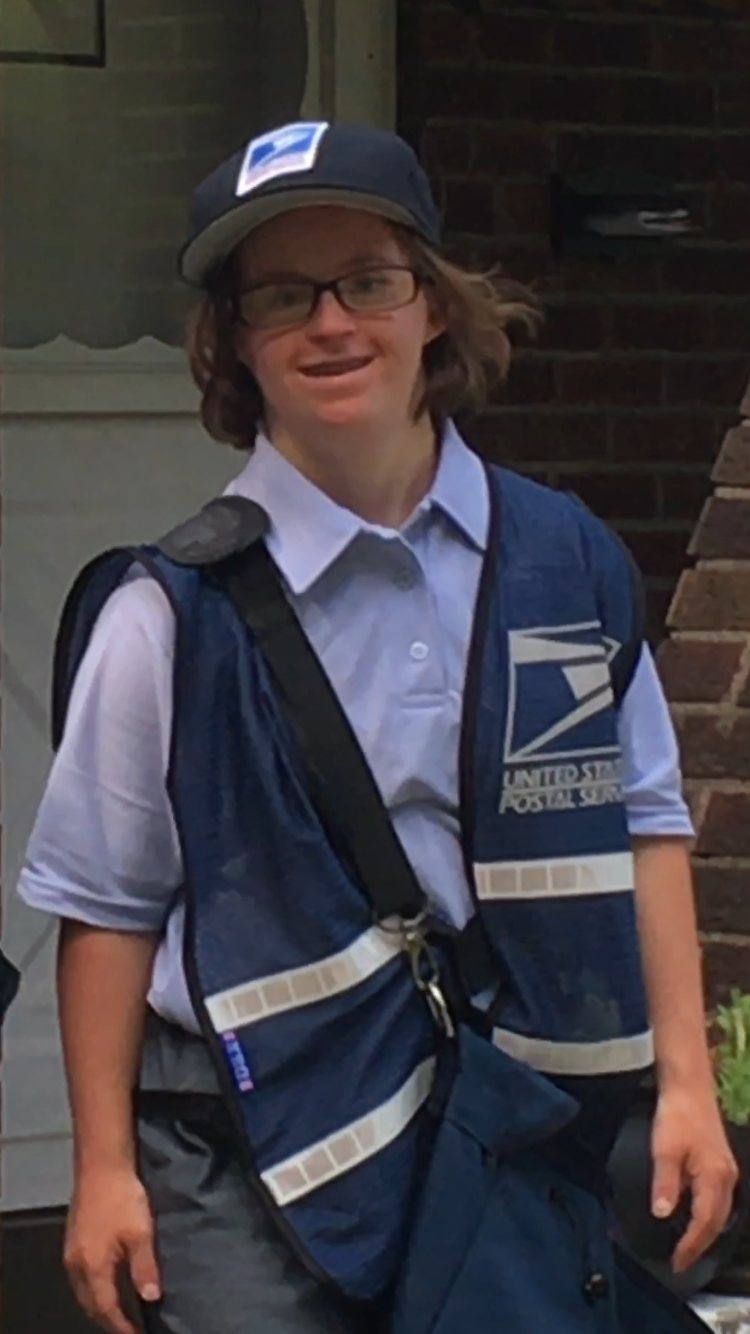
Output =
[{"x1": 423, "y1": 297, "x2": 446, "y2": 348}]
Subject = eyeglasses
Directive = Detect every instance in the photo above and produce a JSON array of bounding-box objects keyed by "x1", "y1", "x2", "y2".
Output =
[{"x1": 235, "y1": 264, "x2": 424, "y2": 331}]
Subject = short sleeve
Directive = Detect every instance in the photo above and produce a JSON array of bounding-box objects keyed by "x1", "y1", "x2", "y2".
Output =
[
  {"x1": 17, "y1": 574, "x2": 183, "y2": 931},
  {"x1": 618, "y1": 645, "x2": 694, "y2": 838}
]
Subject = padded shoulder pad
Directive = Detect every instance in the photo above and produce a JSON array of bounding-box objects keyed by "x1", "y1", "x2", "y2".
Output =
[{"x1": 157, "y1": 496, "x2": 269, "y2": 566}]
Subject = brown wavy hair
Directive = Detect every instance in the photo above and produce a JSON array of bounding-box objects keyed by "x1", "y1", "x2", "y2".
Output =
[{"x1": 186, "y1": 226, "x2": 542, "y2": 450}]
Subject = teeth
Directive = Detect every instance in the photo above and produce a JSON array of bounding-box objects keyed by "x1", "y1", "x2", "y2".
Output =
[{"x1": 304, "y1": 360, "x2": 369, "y2": 376}]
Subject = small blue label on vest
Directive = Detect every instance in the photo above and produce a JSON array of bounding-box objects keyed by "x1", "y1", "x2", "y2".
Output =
[{"x1": 220, "y1": 1031, "x2": 255, "y2": 1093}]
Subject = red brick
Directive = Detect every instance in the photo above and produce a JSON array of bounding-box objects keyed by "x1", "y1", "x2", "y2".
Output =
[
  {"x1": 543, "y1": 303, "x2": 608, "y2": 352},
  {"x1": 557, "y1": 255, "x2": 664, "y2": 298},
  {"x1": 557, "y1": 358, "x2": 662, "y2": 407},
  {"x1": 717, "y1": 77, "x2": 750, "y2": 131},
  {"x1": 424, "y1": 68, "x2": 504, "y2": 119},
  {"x1": 716, "y1": 136, "x2": 750, "y2": 181},
  {"x1": 420, "y1": 4, "x2": 474, "y2": 63},
  {"x1": 712, "y1": 187, "x2": 750, "y2": 244},
  {"x1": 695, "y1": 861, "x2": 750, "y2": 934},
  {"x1": 502, "y1": 355, "x2": 556, "y2": 406},
  {"x1": 670, "y1": 568, "x2": 750, "y2": 631},
  {"x1": 557, "y1": 131, "x2": 719, "y2": 184},
  {"x1": 470, "y1": 410, "x2": 608, "y2": 464},
  {"x1": 477, "y1": 12, "x2": 552, "y2": 64},
  {"x1": 737, "y1": 670, "x2": 750, "y2": 709},
  {"x1": 679, "y1": 185, "x2": 713, "y2": 233},
  {"x1": 496, "y1": 182, "x2": 549, "y2": 238},
  {"x1": 652, "y1": 21, "x2": 750, "y2": 76},
  {"x1": 557, "y1": 471, "x2": 658, "y2": 521},
  {"x1": 612, "y1": 303, "x2": 710, "y2": 353},
  {"x1": 703, "y1": 941, "x2": 750, "y2": 1010},
  {"x1": 665, "y1": 359, "x2": 750, "y2": 408},
  {"x1": 711, "y1": 302, "x2": 750, "y2": 353},
  {"x1": 611, "y1": 414, "x2": 720, "y2": 464},
  {"x1": 472, "y1": 240, "x2": 552, "y2": 287},
  {"x1": 713, "y1": 426, "x2": 750, "y2": 487},
  {"x1": 657, "y1": 637, "x2": 746, "y2": 702},
  {"x1": 621, "y1": 528, "x2": 690, "y2": 578},
  {"x1": 661, "y1": 470, "x2": 710, "y2": 520},
  {"x1": 663, "y1": 248, "x2": 750, "y2": 297},
  {"x1": 697, "y1": 790, "x2": 750, "y2": 857},
  {"x1": 552, "y1": 17, "x2": 650, "y2": 68},
  {"x1": 421, "y1": 124, "x2": 474, "y2": 176},
  {"x1": 618, "y1": 77, "x2": 714, "y2": 129},
  {"x1": 674, "y1": 710, "x2": 750, "y2": 779},
  {"x1": 472, "y1": 126, "x2": 553, "y2": 178},
  {"x1": 647, "y1": 586, "x2": 675, "y2": 643},
  {"x1": 504, "y1": 72, "x2": 615, "y2": 125},
  {"x1": 442, "y1": 178, "x2": 495, "y2": 235},
  {"x1": 691, "y1": 495, "x2": 750, "y2": 559}
]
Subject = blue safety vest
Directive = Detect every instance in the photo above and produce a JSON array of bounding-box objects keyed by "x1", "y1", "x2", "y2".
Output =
[{"x1": 53, "y1": 464, "x2": 650, "y2": 1302}]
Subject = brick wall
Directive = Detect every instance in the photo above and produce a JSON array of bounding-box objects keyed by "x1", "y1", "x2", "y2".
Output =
[
  {"x1": 397, "y1": 0, "x2": 750, "y2": 639},
  {"x1": 659, "y1": 378, "x2": 750, "y2": 1007}
]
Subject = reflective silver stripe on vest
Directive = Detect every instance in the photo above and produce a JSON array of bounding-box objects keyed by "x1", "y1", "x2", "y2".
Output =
[
  {"x1": 493, "y1": 1026, "x2": 654, "y2": 1076},
  {"x1": 261, "y1": 1058, "x2": 436, "y2": 1207},
  {"x1": 205, "y1": 927, "x2": 404, "y2": 1033},
  {"x1": 475, "y1": 851, "x2": 634, "y2": 901}
]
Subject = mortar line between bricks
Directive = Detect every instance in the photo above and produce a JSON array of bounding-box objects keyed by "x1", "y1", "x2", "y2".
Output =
[
  {"x1": 468, "y1": 63, "x2": 750, "y2": 82},
  {"x1": 672, "y1": 701, "x2": 750, "y2": 714},
  {"x1": 668, "y1": 631, "x2": 750, "y2": 642},
  {"x1": 701, "y1": 932, "x2": 750, "y2": 948},
  {"x1": 430, "y1": 120, "x2": 750, "y2": 138},
  {"x1": 693, "y1": 855, "x2": 750, "y2": 867},
  {"x1": 686, "y1": 779, "x2": 750, "y2": 794},
  {"x1": 727, "y1": 639, "x2": 750, "y2": 706}
]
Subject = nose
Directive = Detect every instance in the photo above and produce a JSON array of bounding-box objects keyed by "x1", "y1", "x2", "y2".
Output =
[{"x1": 307, "y1": 289, "x2": 358, "y2": 337}]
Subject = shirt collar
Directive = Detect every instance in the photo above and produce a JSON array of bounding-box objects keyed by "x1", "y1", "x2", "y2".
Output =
[
  {"x1": 424, "y1": 420, "x2": 489, "y2": 553},
  {"x1": 224, "y1": 421, "x2": 489, "y2": 596}
]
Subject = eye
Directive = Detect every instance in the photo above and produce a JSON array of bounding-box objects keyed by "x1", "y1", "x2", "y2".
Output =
[
  {"x1": 347, "y1": 270, "x2": 391, "y2": 296},
  {"x1": 268, "y1": 283, "x2": 310, "y2": 310}
]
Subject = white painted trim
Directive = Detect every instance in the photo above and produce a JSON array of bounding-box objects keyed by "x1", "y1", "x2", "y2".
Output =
[
  {"x1": 206, "y1": 927, "x2": 404, "y2": 1033},
  {"x1": 0, "y1": 336, "x2": 198, "y2": 417},
  {"x1": 301, "y1": 0, "x2": 395, "y2": 127},
  {"x1": 262, "y1": 1059, "x2": 435, "y2": 1207},
  {"x1": 492, "y1": 1027, "x2": 655, "y2": 1077},
  {"x1": 475, "y1": 852, "x2": 635, "y2": 900}
]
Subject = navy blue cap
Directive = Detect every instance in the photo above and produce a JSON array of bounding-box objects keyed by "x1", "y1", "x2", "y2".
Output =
[{"x1": 179, "y1": 121, "x2": 442, "y2": 288}]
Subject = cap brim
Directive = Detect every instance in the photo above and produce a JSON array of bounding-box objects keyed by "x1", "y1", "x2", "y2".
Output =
[{"x1": 179, "y1": 188, "x2": 423, "y2": 287}]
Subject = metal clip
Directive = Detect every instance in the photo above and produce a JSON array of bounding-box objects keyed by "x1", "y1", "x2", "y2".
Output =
[{"x1": 382, "y1": 912, "x2": 455, "y2": 1037}]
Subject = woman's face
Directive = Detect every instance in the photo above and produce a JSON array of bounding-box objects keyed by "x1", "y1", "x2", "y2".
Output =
[{"x1": 234, "y1": 206, "x2": 443, "y2": 438}]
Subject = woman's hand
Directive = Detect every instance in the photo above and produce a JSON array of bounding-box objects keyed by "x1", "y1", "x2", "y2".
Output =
[
  {"x1": 64, "y1": 1167, "x2": 161, "y2": 1334},
  {"x1": 651, "y1": 1084, "x2": 739, "y2": 1274}
]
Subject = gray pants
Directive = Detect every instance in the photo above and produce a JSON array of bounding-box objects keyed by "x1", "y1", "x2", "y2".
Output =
[{"x1": 136, "y1": 1012, "x2": 381, "y2": 1334}]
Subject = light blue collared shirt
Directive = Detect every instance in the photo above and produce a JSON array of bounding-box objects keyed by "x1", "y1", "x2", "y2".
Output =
[{"x1": 18, "y1": 426, "x2": 693, "y2": 1032}]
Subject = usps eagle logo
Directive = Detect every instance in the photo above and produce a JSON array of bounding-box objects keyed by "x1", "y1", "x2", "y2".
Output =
[
  {"x1": 236, "y1": 122, "x2": 329, "y2": 197},
  {"x1": 504, "y1": 622, "x2": 621, "y2": 764}
]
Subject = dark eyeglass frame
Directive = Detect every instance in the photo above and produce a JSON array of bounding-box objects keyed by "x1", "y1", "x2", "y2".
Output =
[{"x1": 234, "y1": 263, "x2": 427, "y2": 330}]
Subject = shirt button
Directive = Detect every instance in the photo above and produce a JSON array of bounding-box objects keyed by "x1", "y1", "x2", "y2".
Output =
[
  {"x1": 394, "y1": 567, "x2": 416, "y2": 590},
  {"x1": 410, "y1": 641, "x2": 429, "y2": 661},
  {"x1": 582, "y1": 1273, "x2": 610, "y2": 1303}
]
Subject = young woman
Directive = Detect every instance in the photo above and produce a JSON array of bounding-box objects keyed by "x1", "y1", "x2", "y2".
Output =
[{"x1": 18, "y1": 121, "x2": 736, "y2": 1334}]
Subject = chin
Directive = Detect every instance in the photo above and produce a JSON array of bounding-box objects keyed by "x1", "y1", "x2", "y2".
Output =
[{"x1": 306, "y1": 395, "x2": 382, "y2": 430}]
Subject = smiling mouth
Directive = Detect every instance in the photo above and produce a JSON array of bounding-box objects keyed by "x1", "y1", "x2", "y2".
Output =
[{"x1": 299, "y1": 357, "x2": 374, "y2": 379}]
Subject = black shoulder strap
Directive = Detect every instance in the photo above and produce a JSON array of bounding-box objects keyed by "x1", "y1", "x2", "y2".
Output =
[{"x1": 218, "y1": 539, "x2": 427, "y2": 925}]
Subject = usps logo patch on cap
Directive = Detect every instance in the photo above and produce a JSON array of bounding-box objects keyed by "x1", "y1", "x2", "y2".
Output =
[{"x1": 236, "y1": 122, "x2": 330, "y2": 197}]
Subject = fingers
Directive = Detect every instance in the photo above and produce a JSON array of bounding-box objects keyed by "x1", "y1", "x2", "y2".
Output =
[
  {"x1": 66, "y1": 1258, "x2": 137, "y2": 1334},
  {"x1": 651, "y1": 1148, "x2": 682, "y2": 1220},
  {"x1": 672, "y1": 1159, "x2": 738, "y2": 1275},
  {"x1": 128, "y1": 1229, "x2": 162, "y2": 1307}
]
